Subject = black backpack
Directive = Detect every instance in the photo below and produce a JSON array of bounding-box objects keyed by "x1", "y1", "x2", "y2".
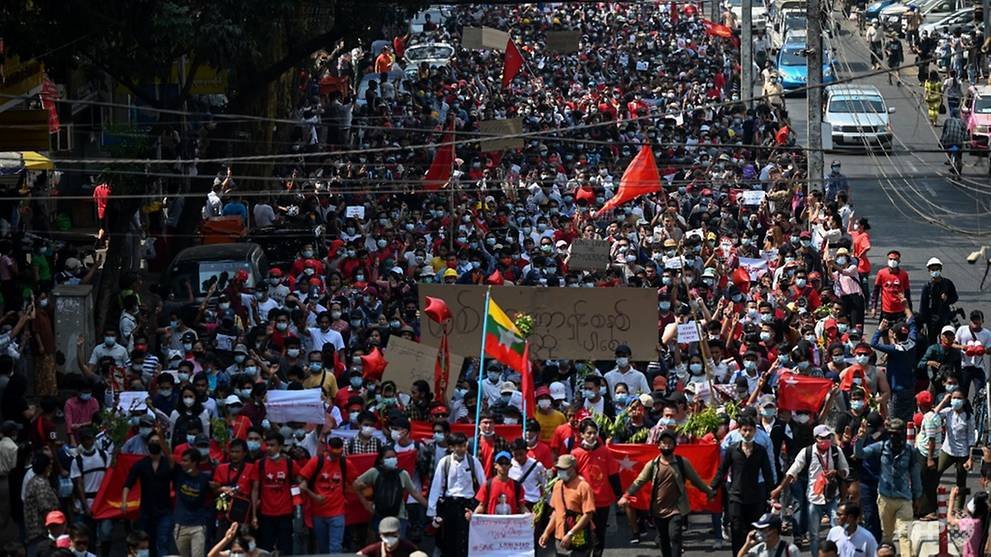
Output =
[{"x1": 373, "y1": 468, "x2": 405, "y2": 518}]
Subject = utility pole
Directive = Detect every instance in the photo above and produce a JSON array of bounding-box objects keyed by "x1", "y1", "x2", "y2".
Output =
[
  {"x1": 742, "y1": 0, "x2": 754, "y2": 107},
  {"x1": 983, "y1": 0, "x2": 990, "y2": 63},
  {"x1": 807, "y1": 0, "x2": 824, "y2": 193},
  {"x1": 711, "y1": 0, "x2": 720, "y2": 23}
]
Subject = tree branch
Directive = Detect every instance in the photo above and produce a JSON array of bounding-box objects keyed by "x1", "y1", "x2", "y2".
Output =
[{"x1": 234, "y1": 28, "x2": 344, "y2": 101}]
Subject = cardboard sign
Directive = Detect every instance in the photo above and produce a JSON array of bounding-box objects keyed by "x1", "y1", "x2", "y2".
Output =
[
  {"x1": 383, "y1": 336, "x2": 464, "y2": 402},
  {"x1": 462, "y1": 27, "x2": 509, "y2": 51},
  {"x1": 345, "y1": 206, "x2": 365, "y2": 220},
  {"x1": 468, "y1": 514, "x2": 534, "y2": 557},
  {"x1": 567, "y1": 239, "x2": 610, "y2": 271},
  {"x1": 545, "y1": 30, "x2": 581, "y2": 53},
  {"x1": 677, "y1": 321, "x2": 701, "y2": 344},
  {"x1": 636, "y1": 60, "x2": 649, "y2": 71},
  {"x1": 741, "y1": 190, "x2": 767, "y2": 205},
  {"x1": 478, "y1": 118, "x2": 524, "y2": 152},
  {"x1": 265, "y1": 390, "x2": 325, "y2": 424},
  {"x1": 418, "y1": 284, "x2": 658, "y2": 360}
]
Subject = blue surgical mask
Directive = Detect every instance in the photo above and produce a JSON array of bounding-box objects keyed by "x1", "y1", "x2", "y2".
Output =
[
  {"x1": 850, "y1": 400, "x2": 865, "y2": 411},
  {"x1": 382, "y1": 457, "x2": 398, "y2": 470},
  {"x1": 951, "y1": 399, "x2": 964, "y2": 410},
  {"x1": 350, "y1": 376, "x2": 363, "y2": 388},
  {"x1": 247, "y1": 440, "x2": 261, "y2": 452}
]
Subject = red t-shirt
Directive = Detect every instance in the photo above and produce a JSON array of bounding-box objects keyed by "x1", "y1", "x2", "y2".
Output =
[
  {"x1": 256, "y1": 456, "x2": 295, "y2": 517},
  {"x1": 298, "y1": 456, "x2": 346, "y2": 518},
  {"x1": 851, "y1": 230, "x2": 872, "y2": 274},
  {"x1": 874, "y1": 268, "x2": 910, "y2": 313},
  {"x1": 213, "y1": 461, "x2": 256, "y2": 497},
  {"x1": 93, "y1": 183, "x2": 110, "y2": 218},
  {"x1": 478, "y1": 436, "x2": 498, "y2": 476},
  {"x1": 571, "y1": 443, "x2": 620, "y2": 507},
  {"x1": 230, "y1": 415, "x2": 252, "y2": 441},
  {"x1": 550, "y1": 423, "x2": 578, "y2": 455},
  {"x1": 527, "y1": 441, "x2": 555, "y2": 470},
  {"x1": 474, "y1": 477, "x2": 524, "y2": 515}
]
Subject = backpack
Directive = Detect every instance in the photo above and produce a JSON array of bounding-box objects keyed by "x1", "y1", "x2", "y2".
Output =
[
  {"x1": 800, "y1": 445, "x2": 842, "y2": 498},
  {"x1": 308, "y1": 454, "x2": 347, "y2": 496},
  {"x1": 372, "y1": 468, "x2": 405, "y2": 518},
  {"x1": 441, "y1": 454, "x2": 481, "y2": 497},
  {"x1": 74, "y1": 449, "x2": 109, "y2": 497}
]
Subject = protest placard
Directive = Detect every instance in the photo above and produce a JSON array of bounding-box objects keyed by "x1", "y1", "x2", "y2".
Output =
[
  {"x1": 677, "y1": 321, "x2": 701, "y2": 344},
  {"x1": 741, "y1": 190, "x2": 766, "y2": 205},
  {"x1": 636, "y1": 60, "x2": 649, "y2": 71},
  {"x1": 567, "y1": 239, "x2": 610, "y2": 271},
  {"x1": 117, "y1": 391, "x2": 148, "y2": 413},
  {"x1": 478, "y1": 118, "x2": 523, "y2": 152},
  {"x1": 345, "y1": 206, "x2": 365, "y2": 220},
  {"x1": 738, "y1": 257, "x2": 769, "y2": 280},
  {"x1": 468, "y1": 514, "x2": 534, "y2": 557},
  {"x1": 545, "y1": 30, "x2": 581, "y2": 53},
  {"x1": 462, "y1": 27, "x2": 509, "y2": 51},
  {"x1": 383, "y1": 336, "x2": 464, "y2": 401},
  {"x1": 266, "y1": 390, "x2": 325, "y2": 424},
  {"x1": 418, "y1": 284, "x2": 657, "y2": 360}
]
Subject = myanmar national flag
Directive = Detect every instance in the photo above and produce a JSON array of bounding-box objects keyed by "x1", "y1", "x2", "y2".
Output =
[{"x1": 484, "y1": 297, "x2": 527, "y2": 373}]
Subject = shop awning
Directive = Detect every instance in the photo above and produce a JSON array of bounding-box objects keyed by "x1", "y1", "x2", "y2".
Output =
[{"x1": 0, "y1": 151, "x2": 54, "y2": 172}]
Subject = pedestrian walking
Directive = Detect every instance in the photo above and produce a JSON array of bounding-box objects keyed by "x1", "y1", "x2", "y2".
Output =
[{"x1": 539, "y1": 454, "x2": 596, "y2": 557}]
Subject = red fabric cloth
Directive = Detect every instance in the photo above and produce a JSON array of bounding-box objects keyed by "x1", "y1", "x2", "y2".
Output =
[
  {"x1": 423, "y1": 124, "x2": 455, "y2": 191},
  {"x1": 608, "y1": 443, "x2": 722, "y2": 513},
  {"x1": 343, "y1": 451, "x2": 415, "y2": 525},
  {"x1": 91, "y1": 454, "x2": 144, "y2": 520},
  {"x1": 475, "y1": 476, "x2": 525, "y2": 514},
  {"x1": 776, "y1": 372, "x2": 833, "y2": 413},
  {"x1": 502, "y1": 39, "x2": 525, "y2": 89},
  {"x1": 92, "y1": 184, "x2": 110, "y2": 219},
  {"x1": 596, "y1": 145, "x2": 662, "y2": 215},
  {"x1": 410, "y1": 421, "x2": 522, "y2": 443}
]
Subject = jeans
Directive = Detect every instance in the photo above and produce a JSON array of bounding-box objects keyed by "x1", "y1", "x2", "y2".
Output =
[
  {"x1": 312, "y1": 514, "x2": 345, "y2": 553},
  {"x1": 257, "y1": 513, "x2": 292, "y2": 554},
  {"x1": 729, "y1": 502, "x2": 765, "y2": 556},
  {"x1": 960, "y1": 366, "x2": 986, "y2": 401},
  {"x1": 173, "y1": 524, "x2": 205, "y2": 557},
  {"x1": 787, "y1": 481, "x2": 809, "y2": 538},
  {"x1": 138, "y1": 513, "x2": 174, "y2": 557},
  {"x1": 654, "y1": 514, "x2": 685, "y2": 557},
  {"x1": 808, "y1": 498, "x2": 838, "y2": 557},
  {"x1": 859, "y1": 482, "x2": 882, "y2": 542}
]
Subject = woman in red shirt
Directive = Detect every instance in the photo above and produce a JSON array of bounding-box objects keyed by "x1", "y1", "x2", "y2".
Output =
[{"x1": 571, "y1": 419, "x2": 621, "y2": 557}]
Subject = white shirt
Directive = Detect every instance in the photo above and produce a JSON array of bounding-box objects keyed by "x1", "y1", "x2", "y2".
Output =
[
  {"x1": 88, "y1": 342, "x2": 129, "y2": 367},
  {"x1": 955, "y1": 325, "x2": 991, "y2": 370},
  {"x1": 70, "y1": 448, "x2": 110, "y2": 506},
  {"x1": 0, "y1": 437, "x2": 17, "y2": 475},
  {"x1": 786, "y1": 445, "x2": 849, "y2": 505},
  {"x1": 508, "y1": 457, "x2": 547, "y2": 503},
  {"x1": 427, "y1": 454, "x2": 486, "y2": 517},
  {"x1": 306, "y1": 327, "x2": 345, "y2": 354},
  {"x1": 827, "y1": 525, "x2": 878, "y2": 557},
  {"x1": 603, "y1": 367, "x2": 651, "y2": 397}
]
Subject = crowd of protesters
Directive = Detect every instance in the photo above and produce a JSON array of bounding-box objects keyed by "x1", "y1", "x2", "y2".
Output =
[{"x1": 1, "y1": 2, "x2": 991, "y2": 557}]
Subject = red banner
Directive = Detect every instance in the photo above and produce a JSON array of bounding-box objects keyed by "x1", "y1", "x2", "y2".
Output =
[
  {"x1": 776, "y1": 372, "x2": 833, "y2": 413},
  {"x1": 90, "y1": 454, "x2": 144, "y2": 520},
  {"x1": 410, "y1": 421, "x2": 522, "y2": 443},
  {"x1": 344, "y1": 451, "x2": 416, "y2": 525},
  {"x1": 607, "y1": 443, "x2": 722, "y2": 513}
]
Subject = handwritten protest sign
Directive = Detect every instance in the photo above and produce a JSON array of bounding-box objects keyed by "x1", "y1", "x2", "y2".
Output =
[
  {"x1": 418, "y1": 284, "x2": 657, "y2": 360},
  {"x1": 462, "y1": 27, "x2": 510, "y2": 51},
  {"x1": 567, "y1": 239, "x2": 610, "y2": 271},
  {"x1": 741, "y1": 190, "x2": 766, "y2": 205},
  {"x1": 479, "y1": 118, "x2": 523, "y2": 152},
  {"x1": 117, "y1": 391, "x2": 148, "y2": 413},
  {"x1": 266, "y1": 390, "x2": 325, "y2": 424},
  {"x1": 677, "y1": 321, "x2": 701, "y2": 344},
  {"x1": 345, "y1": 206, "x2": 365, "y2": 220},
  {"x1": 545, "y1": 30, "x2": 581, "y2": 53},
  {"x1": 384, "y1": 336, "x2": 464, "y2": 401},
  {"x1": 468, "y1": 514, "x2": 534, "y2": 557}
]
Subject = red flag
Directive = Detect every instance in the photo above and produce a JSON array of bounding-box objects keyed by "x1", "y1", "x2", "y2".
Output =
[
  {"x1": 701, "y1": 19, "x2": 740, "y2": 47},
  {"x1": 776, "y1": 372, "x2": 833, "y2": 413},
  {"x1": 344, "y1": 451, "x2": 415, "y2": 525},
  {"x1": 423, "y1": 123, "x2": 455, "y2": 191},
  {"x1": 575, "y1": 185, "x2": 595, "y2": 203},
  {"x1": 40, "y1": 76, "x2": 60, "y2": 134},
  {"x1": 91, "y1": 454, "x2": 144, "y2": 520},
  {"x1": 502, "y1": 39, "x2": 525, "y2": 89},
  {"x1": 410, "y1": 421, "x2": 522, "y2": 442},
  {"x1": 520, "y1": 343, "x2": 536, "y2": 419},
  {"x1": 433, "y1": 333, "x2": 451, "y2": 402},
  {"x1": 596, "y1": 145, "x2": 662, "y2": 216},
  {"x1": 608, "y1": 443, "x2": 722, "y2": 513}
]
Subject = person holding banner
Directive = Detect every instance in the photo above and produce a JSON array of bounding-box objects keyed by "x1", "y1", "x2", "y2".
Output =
[
  {"x1": 426, "y1": 432, "x2": 484, "y2": 557},
  {"x1": 122, "y1": 427, "x2": 174, "y2": 557}
]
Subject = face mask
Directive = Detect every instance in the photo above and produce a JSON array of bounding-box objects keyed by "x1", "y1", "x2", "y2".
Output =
[
  {"x1": 79, "y1": 392, "x2": 93, "y2": 401},
  {"x1": 355, "y1": 274, "x2": 366, "y2": 282},
  {"x1": 760, "y1": 313, "x2": 773, "y2": 323},
  {"x1": 219, "y1": 302, "x2": 231, "y2": 310},
  {"x1": 309, "y1": 362, "x2": 323, "y2": 373},
  {"x1": 759, "y1": 332, "x2": 772, "y2": 342},
  {"x1": 850, "y1": 400, "x2": 865, "y2": 412},
  {"x1": 761, "y1": 408, "x2": 777, "y2": 418},
  {"x1": 381, "y1": 535, "x2": 399, "y2": 548},
  {"x1": 836, "y1": 256, "x2": 848, "y2": 266},
  {"x1": 952, "y1": 399, "x2": 965, "y2": 410},
  {"x1": 287, "y1": 348, "x2": 300, "y2": 358},
  {"x1": 361, "y1": 425, "x2": 376, "y2": 437},
  {"x1": 689, "y1": 363, "x2": 704, "y2": 375},
  {"x1": 931, "y1": 270, "x2": 941, "y2": 278},
  {"x1": 796, "y1": 361, "x2": 810, "y2": 370},
  {"x1": 382, "y1": 457, "x2": 398, "y2": 470},
  {"x1": 537, "y1": 399, "x2": 552, "y2": 410},
  {"x1": 888, "y1": 259, "x2": 899, "y2": 269},
  {"x1": 433, "y1": 432, "x2": 446, "y2": 443},
  {"x1": 659, "y1": 301, "x2": 671, "y2": 311},
  {"x1": 795, "y1": 279, "x2": 807, "y2": 288},
  {"x1": 816, "y1": 439, "x2": 832, "y2": 451},
  {"x1": 177, "y1": 372, "x2": 189, "y2": 382},
  {"x1": 832, "y1": 356, "x2": 845, "y2": 365},
  {"x1": 390, "y1": 430, "x2": 403, "y2": 442},
  {"x1": 136, "y1": 550, "x2": 150, "y2": 557},
  {"x1": 182, "y1": 342, "x2": 193, "y2": 352},
  {"x1": 105, "y1": 336, "x2": 116, "y2": 346},
  {"x1": 488, "y1": 371, "x2": 501, "y2": 383},
  {"x1": 855, "y1": 355, "x2": 870, "y2": 365},
  {"x1": 350, "y1": 376, "x2": 363, "y2": 388},
  {"x1": 582, "y1": 389, "x2": 596, "y2": 400},
  {"x1": 794, "y1": 414, "x2": 811, "y2": 424},
  {"x1": 557, "y1": 469, "x2": 573, "y2": 481},
  {"x1": 616, "y1": 357, "x2": 630, "y2": 367},
  {"x1": 247, "y1": 440, "x2": 261, "y2": 452},
  {"x1": 198, "y1": 447, "x2": 210, "y2": 457},
  {"x1": 183, "y1": 397, "x2": 195, "y2": 407}
]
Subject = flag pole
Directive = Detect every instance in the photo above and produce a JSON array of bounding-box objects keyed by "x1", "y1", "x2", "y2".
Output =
[
  {"x1": 522, "y1": 348, "x2": 528, "y2": 440},
  {"x1": 473, "y1": 286, "x2": 493, "y2": 459}
]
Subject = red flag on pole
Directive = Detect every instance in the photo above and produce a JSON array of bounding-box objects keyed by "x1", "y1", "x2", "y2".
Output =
[
  {"x1": 595, "y1": 145, "x2": 662, "y2": 216},
  {"x1": 701, "y1": 19, "x2": 741, "y2": 47},
  {"x1": 501, "y1": 39, "x2": 525, "y2": 89},
  {"x1": 423, "y1": 123, "x2": 455, "y2": 191},
  {"x1": 434, "y1": 333, "x2": 451, "y2": 402},
  {"x1": 520, "y1": 343, "x2": 536, "y2": 419},
  {"x1": 776, "y1": 372, "x2": 833, "y2": 413},
  {"x1": 608, "y1": 443, "x2": 722, "y2": 513}
]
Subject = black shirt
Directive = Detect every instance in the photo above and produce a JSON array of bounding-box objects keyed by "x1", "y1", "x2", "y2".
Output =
[
  {"x1": 124, "y1": 456, "x2": 174, "y2": 517},
  {"x1": 710, "y1": 442, "x2": 774, "y2": 504}
]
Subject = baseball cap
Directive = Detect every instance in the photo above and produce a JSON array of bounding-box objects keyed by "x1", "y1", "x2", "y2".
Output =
[
  {"x1": 224, "y1": 394, "x2": 243, "y2": 406},
  {"x1": 752, "y1": 512, "x2": 782, "y2": 530},
  {"x1": 941, "y1": 325, "x2": 956, "y2": 335},
  {"x1": 915, "y1": 391, "x2": 933, "y2": 406},
  {"x1": 556, "y1": 454, "x2": 577, "y2": 469},
  {"x1": 549, "y1": 382, "x2": 567, "y2": 401},
  {"x1": 500, "y1": 381, "x2": 517, "y2": 394},
  {"x1": 638, "y1": 393, "x2": 654, "y2": 407},
  {"x1": 813, "y1": 424, "x2": 834, "y2": 438},
  {"x1": 45, "y1": 510, "x2": 67, "y2": 526},
  {"x1": 535, "y1": 386, "x2": 551, "y2": 399},
  {"x1": 494, "y1": 451, "x2": 512, "y2": 464},
  {"x1": 379, "y1": 516, "x2": 401, "y2": 534}
]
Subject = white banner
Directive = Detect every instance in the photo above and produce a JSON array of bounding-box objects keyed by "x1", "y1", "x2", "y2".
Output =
[
  {"x1": 738, "y1": 257, "x2": 770, "y2": 280},
  {"x1": 117, "y1": 391, "x2": 148, "y2": 413},
  {"x1": 265, "y1": 390, "x2": 325, "y2": 424},
  {"x1": 677, "y1": 321, "x2": 701, "y2": 344},
  {"x1": 468, "y1": 514, "x2": 534, "y2": 557}
]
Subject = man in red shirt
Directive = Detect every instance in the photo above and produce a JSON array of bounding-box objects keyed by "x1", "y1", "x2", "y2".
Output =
[
  {"x1": 251, "y1": 432, "x2": 295, "y2": 554},
  {"x1": 872, "y1": 249, "x2": 911, "y2": 321},
  {"x1": 472, "y1": 412, "x2": 510, "y2": 476},
  {"x1": 571, "y1": 419, "x2": 622, "y2": 556},
  {"x1": 299, "y1": 438, "x2": 348, "y2": 553},
  {"x1": 212, "y1": 439, "x2": 255, "y2": 532},
  {"x1": 550, "y1": 406, "x2": 581, "y2": 457},
  {"x1": 525, "y1": 419, "x2": 554, "y2": 469},
  {"x1": 469, "y1": 451, "x2": 525, "y2": 516}
]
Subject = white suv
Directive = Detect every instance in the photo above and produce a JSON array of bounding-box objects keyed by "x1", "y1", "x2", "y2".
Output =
[{"x1": 824, "y1": 85, "x2": 894, "y2": 149}]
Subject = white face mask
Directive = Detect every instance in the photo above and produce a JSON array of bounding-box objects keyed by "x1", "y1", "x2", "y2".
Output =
[
  {"x1": 381, "y1": 535, "x2": 399, "y2": 548},
  {"x1": 537, "y1": 399, "x2": 552, "y2": 410}
]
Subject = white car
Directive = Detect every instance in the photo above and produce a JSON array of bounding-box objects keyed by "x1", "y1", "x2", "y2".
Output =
[
  {"x1": 824, "y1": 85, "x2": 894, "y2": 149},
  {"x1": 880, "y1": 0, "x2": 962, "y2": 32},
  {"x1": 919, "y1": 7, "x2": 977, "y2": 37},
  {"x1": 725, "y1": 0, "x2": 768, "y2": 31}
]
